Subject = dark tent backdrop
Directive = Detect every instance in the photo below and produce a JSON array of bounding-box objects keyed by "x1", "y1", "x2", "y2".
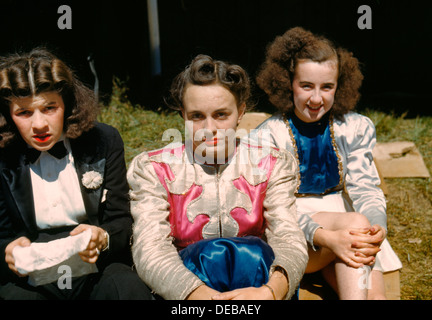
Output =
[{"x1": 0, "y1": 0, "x2": 430, "y2": 116}]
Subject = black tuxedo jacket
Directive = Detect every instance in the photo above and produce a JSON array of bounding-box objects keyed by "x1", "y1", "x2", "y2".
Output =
[{"x1": 0, "y1": 122, "x2": 133, "y2": 283}]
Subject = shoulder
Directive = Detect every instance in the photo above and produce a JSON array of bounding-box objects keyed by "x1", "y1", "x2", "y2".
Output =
[
  {"x1": 247, "y1": 113, "x2": 294, "y2": 151},
  {"x1": 335, "y1": 112, "x2": 375, "y2": 129},
  {"x1": 82, "y1": 122, "x2": 122, "y2": 140},
  {"x1": 237, "y1": 140, "x2": 295, "y2": 166},
  {"x1": 72, "y1": 122, "x2": 122, "y2": 147},
  {"x1": 334, "y1": 112, "x2": 377, "y2": 150},
  {"x1": 334, "y1": 112, "x2": 376, "y2": 137},
  {"x1": 127, "y1": 142, "x2": 186, "y2": 187},
  {"x1": 129, "y1": 142, "x2": 185, "y2": 168},
  {"x1": 70, "y1": 122, "x2": 125, "y2": 160},
  {"x1": 255, "y1": 113, "x2": 286, "y2": 130}
]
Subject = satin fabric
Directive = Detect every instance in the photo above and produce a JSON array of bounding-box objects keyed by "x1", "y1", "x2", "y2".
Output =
[
  {"x1": 179, "y1": 236, "x2": 274, "y2": 292},
  {"x1": 289, "y1": 112, "x2": 341, "y2": 195},
  {"x1": 148, "y1": 145, "x2": 276, "y2": 249},
  {"x1": 252, "y1": 112, "x2": 387, "y2": 243},
  {"x1": 128, "y1": 141, "x2": 308, "y2": 300},
  {"x1": 252, "y1": 112, "x2": 402, "y2": 273}
]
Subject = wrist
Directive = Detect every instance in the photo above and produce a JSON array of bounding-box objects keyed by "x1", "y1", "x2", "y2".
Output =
[
  {"x1": 313, "y1": 228, "x2": 332, "y2": 249},
  {"x1": 101, "y1": 230, "x2": 109, "y2": 251},
  {"x1": 187, "y1": 285, "x2": 218, "y2": 300},
  {"x1": 262, "y1": 284, "x2": 276, "y2": 300}
]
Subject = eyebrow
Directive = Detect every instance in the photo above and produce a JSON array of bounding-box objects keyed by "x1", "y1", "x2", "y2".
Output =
[
  {"x1": 187, "y1": 107, "x2": 230, "y2": 114},
  {"x1": 13, "y1": 100, "x2": 58, "y2": 111},
  {"x1": 45, "y1": 101, "x2": 58, "y2": 106},
  {"x1": 299, "y1": 81, "x2": 336, "y2": 86}
]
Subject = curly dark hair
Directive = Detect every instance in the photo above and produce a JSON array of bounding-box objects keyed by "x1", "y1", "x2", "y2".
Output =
[
  {"x1": 256, "y1": 27, "x2": 363, "y2": 120},
  {"x1": 0, "y1": 47, "x2": 98, "y2": 148},
  {"x1": 167, "y1": 54, "x2": 252, "y2": 113}
]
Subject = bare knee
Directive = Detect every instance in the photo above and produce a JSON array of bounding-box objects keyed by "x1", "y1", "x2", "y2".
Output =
[
  {"x1": 312, "y1": 211, "x2": 371, "y2": 231},
  {"x1": 345, "y1": 212, "x2": 371, "y2": 229}
]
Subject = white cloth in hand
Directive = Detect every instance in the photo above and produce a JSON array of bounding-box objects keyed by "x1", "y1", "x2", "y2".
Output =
[{"x1": 13, "y1": 229, "x2": 98, "y2": 286}]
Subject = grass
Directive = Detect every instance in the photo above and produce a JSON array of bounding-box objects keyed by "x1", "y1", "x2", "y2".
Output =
[
  {"x1": 99, "y1": 81, "x2": 432, "y2": 300},
  {"x1": 98, "y1": 79, "x2": 185, "y2": 165},
  {"x1": 364, "y1": 109, "x2": 432, "y2": 300}
]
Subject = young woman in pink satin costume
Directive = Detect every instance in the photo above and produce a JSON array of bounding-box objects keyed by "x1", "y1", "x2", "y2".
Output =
[{"x1": 128, "y1": 55, "x2": 308, "y2": 300}]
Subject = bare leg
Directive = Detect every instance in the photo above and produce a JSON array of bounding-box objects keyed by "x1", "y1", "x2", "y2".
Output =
[
  {"x1": 367, "y1": 270, "x2": 387, "y2": 300},
  {"x1": 305, "y1": 211, "x2": 372, "y2": 300}
]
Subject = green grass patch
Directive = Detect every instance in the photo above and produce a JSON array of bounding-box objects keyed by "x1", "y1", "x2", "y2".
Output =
[{"x1": 98, "y1": 79, "x2": 185, "y2": 165}]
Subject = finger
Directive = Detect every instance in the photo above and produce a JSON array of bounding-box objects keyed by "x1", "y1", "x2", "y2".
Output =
[
  {"x1": 70, "y1": 224, "x2": 88, "y2": 236},
  {"x1": 86, "y1": 240, "x2": 98, "y2": 250},
  {"x1": 351, "y1": 254, "x2": 375, "y2": 266},
  {"x1": 7, "y1": 261, "x2": 28, "y2": 277},
  {"x1": 80, "y1": 246, "x2": 100, "y2": 257},
  {"x1": 368, "y1": 233, "x2": 385, "y2": 244},
  {"x1": 349, "y1": 228, "x2": 371, "y2": 235},
  {"x1": 19, "y1": 237, "x2": 31, "y2": 247},
  {"x1": 345, "y1": 258, "x2": 363, "y2": 269},
  {"x1": 355, "y1": 247, "x2": 381, "y2": 257},
  {"x1": 353, "y1": 235, "x2": 383, "y2": 246},
  {"x1": 352, "y1": 241, "x2": 378, "y2": 250},
  {"x1": 78, "y1": 251, "x2": 99, "y2": 264},
  {"x1": 212, "y1": 290, "x2": 238, "y2": 300},
  {"x1": 350, "y1": 230, "x2": 383, "y2": 243},
  {"x1": 369, "y1": 225, "x2": 385, "y2": 235}
]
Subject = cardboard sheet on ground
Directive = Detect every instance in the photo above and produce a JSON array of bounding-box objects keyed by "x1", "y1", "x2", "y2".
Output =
[
  {"x1": 13, "y1": 229, "x2": 98, "y2": 286},
  {"x1": 373, "y1": 141, "x2": 430, "y2": 178}
]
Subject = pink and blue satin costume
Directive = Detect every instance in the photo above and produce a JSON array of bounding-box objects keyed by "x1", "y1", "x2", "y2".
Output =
[{"x1": 128, "y1": 141, "x2": 308, "y2": 299}]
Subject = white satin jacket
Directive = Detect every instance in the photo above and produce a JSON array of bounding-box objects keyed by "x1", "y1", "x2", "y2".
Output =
[
  {"x1": 251, "y1": 112, "x2": 387, "y2": 248},
  {"x1": 127, "y1": 141, "x2": 307, "y2": 300}
]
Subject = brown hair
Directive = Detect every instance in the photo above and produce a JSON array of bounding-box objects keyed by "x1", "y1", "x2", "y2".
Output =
[
  {"x1": 256, "y1": 27, "x2": 363, "y2": 120},
  {"x1": 0, "y1": 47, "x2": 98, "y2": 148},
  {"x1": 167, "y1": 54, "x2": 252, "y2": 113}
]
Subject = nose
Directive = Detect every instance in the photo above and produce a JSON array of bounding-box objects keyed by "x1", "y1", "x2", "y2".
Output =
[
  {"x1": 203, "y1": 117, "x2": 218, "y2": 135},
  {"x1": 309, "y1": 90, "x2": 323, "y2": 106},
  {"x1": 31, "y1": 111, "x2": 49, "y2": 131}
]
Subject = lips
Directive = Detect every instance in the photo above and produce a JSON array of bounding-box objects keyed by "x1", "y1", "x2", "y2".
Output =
[
  {"x1": 204, "y1": 138, "x2": 219, "y2": 146},
  {"x1": 306, "y1": 105, "x2": 323, "y2": 112},
  {"x1": 33, "y1": 134, "x2": 51, "y2": 142}
]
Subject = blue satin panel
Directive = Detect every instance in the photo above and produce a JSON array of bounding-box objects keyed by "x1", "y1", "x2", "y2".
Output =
[
  {"x1": 179, "y1": 236, "x2": 275, "y2": 292},
  {"x1": 289, "y1": 113, "x2": 340, "y2": 195}
]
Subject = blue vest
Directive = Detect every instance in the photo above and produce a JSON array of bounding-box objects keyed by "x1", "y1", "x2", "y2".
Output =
[{"x1": 288, "y1": 112, "x2": 342, "y2": 195}]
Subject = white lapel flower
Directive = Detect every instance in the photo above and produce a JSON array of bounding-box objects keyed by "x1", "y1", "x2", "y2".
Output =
[{"x1": 82, "y1": 171, "x2": 103, "y2": 190}]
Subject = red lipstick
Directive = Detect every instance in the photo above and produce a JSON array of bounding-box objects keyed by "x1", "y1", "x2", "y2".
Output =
[
  {"x1": 33, "y1": 134, "x2": 51, "y2": 142},
  {"x1": 204, "y1": 138, "x2": 219, "y2": 146}
]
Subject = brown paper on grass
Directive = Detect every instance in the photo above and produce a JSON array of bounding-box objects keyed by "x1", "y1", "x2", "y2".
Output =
[{"x1": 373, "y1": 141, "x2": 430, "y2": 178}]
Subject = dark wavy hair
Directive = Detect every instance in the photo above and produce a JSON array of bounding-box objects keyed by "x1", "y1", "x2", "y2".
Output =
[
  {"x1": 256, "y1": 27, "x2": 363, "y2": 120},
  {"x1": 0, "y1": 47, "x2": 98, "y2": 148},
  {"x1": 167, "y1": 54, "x2": 252, "y2": 113}
]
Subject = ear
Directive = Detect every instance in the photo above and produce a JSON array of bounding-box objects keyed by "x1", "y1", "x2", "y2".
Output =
[{"x1": 237, "y1": 102, "x2": 246, "y2": 124}]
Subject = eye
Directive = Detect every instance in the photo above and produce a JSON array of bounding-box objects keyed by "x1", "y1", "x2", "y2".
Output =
[
  {"x1": 189, "y1": 113, "x2": 204, "y2": 120},
  {"x1": 44, "y1": 105, "x2": 59, "y2": 113},
  {"x1": 214, "y1": 112, "x2": 228, "y2": 119},
  {"x1": 15, "y1": 110, "x2": 32, "y2": 117},
  {"x1": 322, "y1": 85, "x2": 333, "y2": 91}
]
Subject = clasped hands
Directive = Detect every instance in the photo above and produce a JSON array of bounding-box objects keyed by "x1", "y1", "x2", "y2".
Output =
[
  {"x1": 4, "y1": 224, "x2": 108, "y2": 277},
  {"x1": 328, "y1": 224, "x2": 386, "y2": 268},
  {"x1": 187, "y1": 270, "x2": 288, "y2": 300}
]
